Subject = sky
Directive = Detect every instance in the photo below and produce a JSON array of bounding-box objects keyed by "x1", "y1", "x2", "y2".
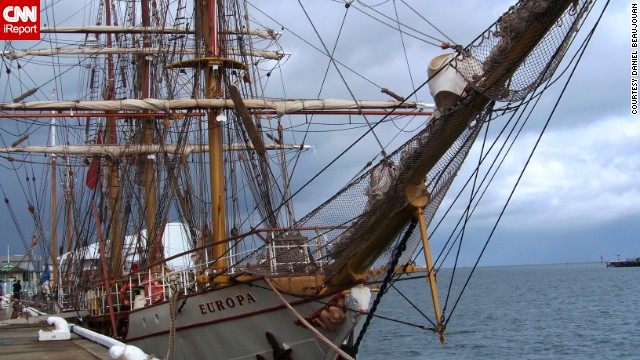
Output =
[
  {"x1": 0, "y1": 0, "x2": 636, "y2": 268},
  {"x1": 248, "y1": 0, "x2": 638, "y2": 267}
]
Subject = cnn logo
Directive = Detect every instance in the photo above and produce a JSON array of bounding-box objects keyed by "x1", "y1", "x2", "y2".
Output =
[{"x1": 0, "y1": 0, "x2": 40, "y2": 40}]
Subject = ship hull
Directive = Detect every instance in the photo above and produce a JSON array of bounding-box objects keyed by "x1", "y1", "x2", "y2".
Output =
[{"x1": 119, "y1": 278, "x2": 358, "y2": 359}]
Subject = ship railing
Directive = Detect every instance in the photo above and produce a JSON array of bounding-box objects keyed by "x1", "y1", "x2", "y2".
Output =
[{"x1": 117, "y1": 264, "x2": 204, "y2": 309}]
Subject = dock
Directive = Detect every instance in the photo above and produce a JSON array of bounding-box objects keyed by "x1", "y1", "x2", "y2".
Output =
[
  {"x1": 606, "y1": 258, "x2": 640, "y2": 267},
  {"x1": 0, "y1": 322, "x2": 111, "y2": 360}
]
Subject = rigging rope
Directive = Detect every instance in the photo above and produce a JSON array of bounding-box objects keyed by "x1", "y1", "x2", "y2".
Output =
[
  {"x1": 263, "y1": 277, "x2": 355, "y2": 360},
  {"x1": 391, "y1": 0, "x2": 418, "y2": 100},
  {"x1": 351, "y1": 218, "x2": 417, "y2": 355},
  {"x1": 297, "y1": 0, "x2": 389, "y2": 158},
  {"x1": 247, "y1": 3, "x2": 384, "y2": 89},
  {"x1": 351, "y1": 0, "x2": 448, "y2": 47},
  {"x1": 444, "y1": 0, "x2": 609, "y2": 325},
  {"x1": 399, "y1": 0, "x2": 456, "y2": 45}
]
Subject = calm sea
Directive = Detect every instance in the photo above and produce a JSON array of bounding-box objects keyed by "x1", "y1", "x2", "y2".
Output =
[{"x1": 357, "y1": 262, "x2": 638, "y2": 359}]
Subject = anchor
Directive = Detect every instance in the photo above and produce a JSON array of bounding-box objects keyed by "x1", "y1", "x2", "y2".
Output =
[{"x1": 256, "y1": 332, "x2": 292, "y2": 360}]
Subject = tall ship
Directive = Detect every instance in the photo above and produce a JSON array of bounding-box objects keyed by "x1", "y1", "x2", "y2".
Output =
[{"x1": 0, "y1": 0, "x2": 607, "y2": 358}]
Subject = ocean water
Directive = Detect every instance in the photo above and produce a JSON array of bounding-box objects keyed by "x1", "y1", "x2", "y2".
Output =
[{"x1": 357, "y1": 262, "x2": 639, "y2": 359}]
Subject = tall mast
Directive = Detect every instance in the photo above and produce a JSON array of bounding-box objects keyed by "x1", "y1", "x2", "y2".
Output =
[
  {"x1": 103, "y1": 0, "x2": 123, "y2": 276},
  {"x1": 49, "y1": 89, "x2": 58, "y2": 291},
  {"x1": 203, "y1": 0, "x2": 227, "y2": 272},
  {"x1": 63, "y1": 150, "x2": 74, "y2": 277},
  {"x1": 139, "y1": 0, "x2": 159, "y2": 269}
]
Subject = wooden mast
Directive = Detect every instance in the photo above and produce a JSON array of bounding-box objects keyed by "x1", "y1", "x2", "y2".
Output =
[
  {"x1": 49, "y1": 99, "x2": 58, "y2": 294},
  {"x1": 139, "y1": 0, "x2": 160, "y2": 270},
  {"x1": 103, "y1": 0, "x2": 124, "y2": 277},
  {"x1": 64, "y1": 150, "x2": 74, "y2": 255},
  {"x1": 202, "y1": 0, "x2": 228, "y2": 273}
]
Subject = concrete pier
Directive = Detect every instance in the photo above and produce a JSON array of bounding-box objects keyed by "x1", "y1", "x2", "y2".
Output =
[{"x1": 0, "y1": 322, "x2": 111, "y2": 360}]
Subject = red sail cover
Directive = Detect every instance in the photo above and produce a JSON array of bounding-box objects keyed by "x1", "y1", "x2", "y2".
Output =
[{"x1": 85, "y1": 130, "x2": 103, "y2": 189}]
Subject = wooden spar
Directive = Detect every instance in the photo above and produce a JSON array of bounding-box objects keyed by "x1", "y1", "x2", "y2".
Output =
[
  {"x1": 0, "y1": 109, "x2": 431, "y2": 119},
  {"x1": 49, "y1": 90, "x2": 59, "y2": 299},
  {"x1": 50, "y1": 148, "x2": 58, "y2": 292},
  {"x1": 0, "y1": 112, "x2": 205, "y2": 119},
  {"x1": 64, "y1": 161, "x2": 73, "y2": 254},
  {"x1": 416, "y1": 207, "x2": 445, "y2": 344},
  {"x1": 40, "y1": 26, "x2": 280, "y2": 40},
  {"x1": 0, "y1": 99, "x2": 421, "y2": 112},
  {"x1": 0, "y1": 143, "x2": 310, "y2": 157},
  {"x1": 254, "y1": 110, "x2": 433, "y2": 117},
  {"x1": 103, "y1": 0, "x2": 124, "y2": 278},
  {"x1": 140, "y1": 0, "x2": 160, "y2": 271},
  {"x1": 41, "y1": 26, "x2": 193, "y2": 34},
  {"x1": 203, "y1": 0, "x2": 228, "y2": 272},
  {"x1": 92, "y1": 200, "x2": 118, "y2": 337},
  {"x1": 2, "y1": 48, "x2": 285, "y2": 60}
]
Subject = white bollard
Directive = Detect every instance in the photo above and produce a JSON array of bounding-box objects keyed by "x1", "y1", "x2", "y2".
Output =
[{"x1": 38, "y1": 316, "x2": 71, "y2": 341}]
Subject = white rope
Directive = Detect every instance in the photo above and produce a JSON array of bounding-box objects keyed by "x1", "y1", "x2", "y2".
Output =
[{"x1": 263, "y1": 277, "x2": 355, "y2": 360}]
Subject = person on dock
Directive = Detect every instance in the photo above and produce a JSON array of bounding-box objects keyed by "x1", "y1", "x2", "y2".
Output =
[
  {"x1": 9, "y1": 299, "x2": 24, "y2": 320},
  {"x1": 12, "y1": 280, "x2": 21, "y2": 301}
]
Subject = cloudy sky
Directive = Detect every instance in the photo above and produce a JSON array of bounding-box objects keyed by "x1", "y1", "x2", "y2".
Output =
[
  {"x1": 248, "y1": 0, "x2": 637, "y2": 267},
  {"x1": 0, "y1": 0, "x2": 635, "y2": 267}
]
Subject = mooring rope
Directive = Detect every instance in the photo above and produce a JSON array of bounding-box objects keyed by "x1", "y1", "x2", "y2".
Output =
[
  {"x1": 165, "y1": 276, "x2": 179, "y2": 360},
  {"x1": 263, "y1": 277, "x2": 355, "y2": 360}
]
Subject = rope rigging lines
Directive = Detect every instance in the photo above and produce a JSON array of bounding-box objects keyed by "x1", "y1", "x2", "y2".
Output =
[{"x1": 361, "y1": 0, "x2": 609, "y2": 338}]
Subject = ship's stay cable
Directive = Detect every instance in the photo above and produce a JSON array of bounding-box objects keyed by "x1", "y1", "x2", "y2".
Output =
[
  {"x1": 248, "y1": 2, "x2": 383, "y2": 90},
  {"x1": 282, "y1": 2, "x2": 353, "y2": 216},
  {"x1": 350, "y1": 0, "x2": 449, "y2": 47},
  {"x1": 414, "y1": 7, "x2": 598, "y2": 272},
  {"x1": 442, "y1": 108, "x2": 493, "y2": 314},
  {"x1": 0, "y1": 183, "x2": 30, "y2": 250},
  {"x1": 407, "y1": 0, "x2": 597, "y2": 265},
  {"x1": 351, "y1": 219, "x2": 418, "y2": 355},
  {"x1": 398, "y1": 0, "x2": 455, "y2": 45},
  {"x1": 392, "y1": 0, "x2": 417, "y2": 100},
  {"x1": 432, "y1": 77, "x2": 555, "y2": 313},
  {"x1": 205, "y1": 15, "x2": 496, "y2": 277},
  {"x1": 443, "y1": 2, "x2": 607, "y2": 325},
  {"x1": 222, "y1": 20, "x2": 435, "y2": 239},
  {"x1": 433, "y1": 49, "x2": 581, "y2": 323},
  {"x1": 375, "y1": 0, "x2": 607, "y2": 332},
  {"x1": 297, "y1": 0, "x2": 388, "y2": 158},
  {"x1": 388, "y1": 281, "x2": 433, "y2": 324}
]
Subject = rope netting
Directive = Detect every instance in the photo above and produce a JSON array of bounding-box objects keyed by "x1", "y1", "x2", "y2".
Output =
[
  {"x1": 235, "y1": 97, "x2": 485, "y2": 293},
  {"x1": 454, "y1": 0, "x2": 593, "y2": 102},
  {"x1": 232, "y1": 0, "x2": 595, "y2": 295}
]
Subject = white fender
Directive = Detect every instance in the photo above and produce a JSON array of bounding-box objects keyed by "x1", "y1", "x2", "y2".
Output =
[
  {"x1": 348, "y1": 284, "x2": 372, "y2": 313},
  {"x1": 109, "y1": 344, "x2": 151, "y2": 360}
]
